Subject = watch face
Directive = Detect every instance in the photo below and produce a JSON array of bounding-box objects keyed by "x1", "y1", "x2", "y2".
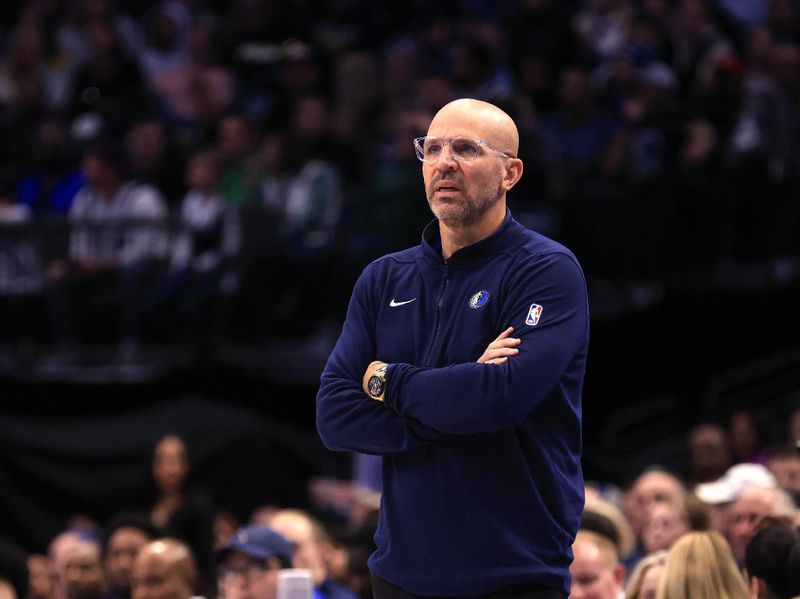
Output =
[{"x1": 368, "y1": 375, "x2": 384, "y2": 397}]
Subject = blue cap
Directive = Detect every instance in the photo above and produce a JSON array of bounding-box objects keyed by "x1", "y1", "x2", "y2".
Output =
[{"x1": 219, "y1": 525, "x2": 293, "y2": 563}]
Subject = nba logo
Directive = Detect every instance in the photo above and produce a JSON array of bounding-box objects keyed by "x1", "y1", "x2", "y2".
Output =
[{"x1": 525, "y1": 303, "x2": 543, "y2": 326}]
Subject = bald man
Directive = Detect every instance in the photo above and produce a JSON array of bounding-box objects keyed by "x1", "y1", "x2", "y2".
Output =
[
  {"x1": 131, "y1": 540, "x2": 196, "y2": 599},
  {"x1": 568, "y1": 532, "x2": 624, "y2": 599},
  {"x1": 317, "y1": 98, "x2": 589, "y2": 598}
]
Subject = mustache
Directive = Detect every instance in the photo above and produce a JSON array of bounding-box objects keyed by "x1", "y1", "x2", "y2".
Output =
[{"x1": 431, "y1": 173, "x2": 464, "y2": 186}]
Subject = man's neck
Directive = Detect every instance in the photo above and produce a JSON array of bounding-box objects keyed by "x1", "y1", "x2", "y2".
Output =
[{"x1": 440, "y1": 202, "x2": 506, "y2": 261}]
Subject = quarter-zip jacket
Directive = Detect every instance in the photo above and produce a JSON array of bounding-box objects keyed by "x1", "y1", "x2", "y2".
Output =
[{"x1": 316, "y1": 210, "x2": 589, "y2": 596}]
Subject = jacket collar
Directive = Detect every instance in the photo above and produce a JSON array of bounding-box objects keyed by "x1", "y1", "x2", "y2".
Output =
[{"x1": 420, "y1": 208, "x2": 521, "y2": 268}]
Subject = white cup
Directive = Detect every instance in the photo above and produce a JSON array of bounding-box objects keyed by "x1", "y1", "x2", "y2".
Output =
[{"x1": 277, "y1": 569, "x2": 313, "y2": 599}]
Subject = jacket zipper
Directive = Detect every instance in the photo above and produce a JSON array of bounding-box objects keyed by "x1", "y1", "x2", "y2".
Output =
[{"x1": 424, "y1": 261, "x2": 450, "y2": 366}]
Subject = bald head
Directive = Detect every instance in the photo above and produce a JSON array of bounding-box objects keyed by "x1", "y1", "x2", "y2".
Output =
[
  {"x1": 132, "y1": 540, "x2": 196, "y2": 599},
  {"x1": 429, "y1": 99, "x2": 519, "y2": 158},
  {"x1": 569, "y1": 531, "x2": 624, "y2": 599}
]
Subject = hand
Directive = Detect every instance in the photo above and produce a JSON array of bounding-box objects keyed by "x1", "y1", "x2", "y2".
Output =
[
  {"x1": 362, "y1": 360, "x2": 388, "y2": 400},
  {"x1": 477, "y1": 327, "x2": 521, "y2": 364}
]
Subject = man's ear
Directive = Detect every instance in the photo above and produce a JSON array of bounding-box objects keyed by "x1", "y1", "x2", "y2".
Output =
[
  {"x1": 613, "y1": 563, "x2": 626, "y2": 588},
  {"x1": 502, "y1": 158, "x2": 524, "y2": 191}
]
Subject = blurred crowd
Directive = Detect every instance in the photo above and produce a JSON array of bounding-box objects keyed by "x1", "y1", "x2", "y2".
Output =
[
  {"x1": 0, "y1": 0, "x2": 799, "y2": 356},
  {"x1": 0, "y1": 410, "x2": 799, "y2": 599}
]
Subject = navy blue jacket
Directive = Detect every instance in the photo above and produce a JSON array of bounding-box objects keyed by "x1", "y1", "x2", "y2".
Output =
[{"x1": 316, "y1": 210, "x2": 588, "y2": 596}]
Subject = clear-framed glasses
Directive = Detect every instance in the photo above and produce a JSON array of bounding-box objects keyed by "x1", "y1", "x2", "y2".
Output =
[{"x1": 413, "y1": 136, "x2": 514, "y2": 163}]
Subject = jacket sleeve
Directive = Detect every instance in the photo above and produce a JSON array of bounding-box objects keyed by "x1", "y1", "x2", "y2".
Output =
[
  {"x1": 316, "y1": 265, "x2": 443, "y2": 455},
  {"x1": 383, "y1": 252, "x2": 588, "y2": 435}
]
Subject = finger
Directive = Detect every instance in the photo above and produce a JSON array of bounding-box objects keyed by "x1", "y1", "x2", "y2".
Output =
[
  {"x1": 478, "y1": 348, "x2": 519, "y2": 363},
  {"x1": 485, "y1": 357, "x2": 508, "y2": 364},
  {"x1": 488, "y1": 337, "x2": 521, "y2": 349},
  {"x1": 493, "y1": 326, "x2": 514, "y2": 341},
  {"x1": 486, "y1": 347, "x2": 519, "y2": 358}
]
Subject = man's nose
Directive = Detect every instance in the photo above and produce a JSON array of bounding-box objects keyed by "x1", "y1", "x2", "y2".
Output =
[{"x1": 436, "y1": 145, "x2": 458, "y2": 170}]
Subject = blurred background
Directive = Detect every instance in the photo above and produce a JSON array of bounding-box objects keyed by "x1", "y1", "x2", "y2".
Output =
[{"x1": 0, "y1": 0, "x2": 799, "y2": 565}]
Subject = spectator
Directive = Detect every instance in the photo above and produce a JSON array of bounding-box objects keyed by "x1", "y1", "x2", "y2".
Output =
[
  {"x1": 766, "y1": 444, "x2": 800, "y2": 504},
  {"x1": 149, "y1": 16, "x2": 236, "y2": 140},
  {"x1": 657, "y1": 530, "x2": 748, "y2": 599},
  {"x1": 216, "y1": 525, "x2": 294, "y2": 599},
  {"x1": 146, "y1": 434, "x2": 215, "y2": 599},
  {"x1": 145, "y1": 148, "x2": 235, "y2": 362},
  {"x1": 622, "y1": 468, "x2": 685, "y2": 567},
  {"x1": 641, "y1": 500, "x2": 690, "y2": 555},
  {"x1": 744, "y1": 523, "x2": 800, "y2": 599},
  {"x1": 212, "y1": 511, "x2": 238, "y2": 554},
  {"x1": 43, "y1": 139, "x2": 168, "y2": 356},
  {"x1": 124, "y1": 117, "x2": 185, "y2": 208},
  {"x1": 728, "y1": 485, "x2": 797, "y2": 566},
  {"x1": 130, "y1": 540, "x2": 196, "y2": 599},
  {"x1": 49, "y1": 531, "x2": 101, "y2": 599},
  {"x1": 686, "y1": 423, "x2": 733, "y2": 485},
  {"x1": 268, "y1": 510, "x2": 357, "y2": 599},
  {"x1": 727, "y1": 410, "x2": 769, "y2": 465},
  {"x1": 63, "y1": 539, "x2": 105, "y2": 599},
  {"x1": 623, "y1": 550, "x2": 666, "y2": 599},
  {"x1": 694, "y1": 462, "x2": 777, "y2": 537},
  {"x1": 25, "y1": 555, "x2": 53, "y2": 599},
  {"x1": 216, "y1": 113, "x2": 258, "y2": 208},
  {"x1": 583, "y1": 489, "x2": 637, "y2": 564},
  {"x1": 101, "y1": 513, "x2": 157, "y2": 599},
  {"x1": 568, "y1": 530, "x2": 625, "y2": 599},
  {"x1": 14, "y1": 117, "x2": 84, "y2": 216},
  {"x1": 66, "y1": 16, "x2": 150, "y2": 137}
]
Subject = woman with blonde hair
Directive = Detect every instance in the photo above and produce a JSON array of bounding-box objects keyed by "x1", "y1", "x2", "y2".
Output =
[
  {"x1": 624, "y1": 551, "x2": 667, "y2": 599},
  {"x1": 657, "y1": 531, "x2": 749, "y2": 599}
]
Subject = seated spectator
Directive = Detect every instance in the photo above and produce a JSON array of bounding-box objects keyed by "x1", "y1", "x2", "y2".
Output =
[
  {"x1": 101, "y1": 513, "x2": 157, "y2": 599},
  {"x1": 49, "y1": 530, "x2": 102, "y2": 599},
  {"x1": 63, "y1": 539, "x2": 105, "y2": 599},
  {"x1": 26, "y1": 554, "x2": 53, "y2": 599},
  {"x1": 145, "y1": 148, "x2": 235, "y2": 361},
  {"x1": 766, "y1": 444, "x2": 800, "y2": 505},
  {"x1": 149, "y1": 17, "x2": 236, "y2": 139},
  {"x1": 728, "y1": 410, "x2": 769, "y2": 465},
  {"x1": 583, "y1": 488, "x2": 637, "y2": 564},
  {"x1": 687, "y1": 423, "x2": 733, "y2": 485},
  {"x1": 744, "y1": 522, "x2": 800, "y2": 599},
  {"x1": 624, "y1": 551, "x2": 666, "y2": 599},
  {"x1": 622, "y1": 468, "x2": 685, "y2": 569},
  {"x1": 131, "y1": 539, "x2": 196, "y2": 599},
  {"x1": 66, "y1": 16, "x2": 150, "y2": 138},
  {"x1": 268, "y1": 509, "x2": 357, "y2": 599},
  {"x1": 124, "y1": 117, "x2": 185, "y2": 208},
  {"x1": 641, "y1": 500, "x2": 690, "y2": 555},
  {"x1": 14, "y1": 117, "x2": 84, "y2": 215},
  {"x1": 694, "y1": 462, "x2": 778, "y2": 537},
  {"x1": 216, "y1": 113, "x2": 257, "y2": 209},
  {"x1": 568, "y1": 530, "x2": 625, "y2": 599},
  {"x1": 217, "y1": 525, "x2": 294, "y2": 599},
  {"x1": 728, "y1": 485, "x2": 797, "y2": 566},
  {"x1": 44, "y1": 139, "x2": 169, "y2": 355},
  {"x1": 657, "y1": 530, "x2": 748, "y2": 599}
]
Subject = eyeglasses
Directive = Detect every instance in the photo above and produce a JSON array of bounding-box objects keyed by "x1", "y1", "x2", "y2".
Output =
[
  {"x1": 413, "y1": 136, "x2": 514, "y2": 163},
  {"x1": 218, "y1": 563, "x2": 273, "y2": 583}
]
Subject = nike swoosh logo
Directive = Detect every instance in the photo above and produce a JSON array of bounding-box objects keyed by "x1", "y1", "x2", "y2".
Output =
[{"x1": 389, "y1": 298, "x2": 417, "y2": 307}]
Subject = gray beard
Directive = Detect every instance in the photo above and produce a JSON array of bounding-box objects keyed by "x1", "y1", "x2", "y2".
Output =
[{"x1": 427, "y1": 181, "x2": 504, "y2": 228}]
